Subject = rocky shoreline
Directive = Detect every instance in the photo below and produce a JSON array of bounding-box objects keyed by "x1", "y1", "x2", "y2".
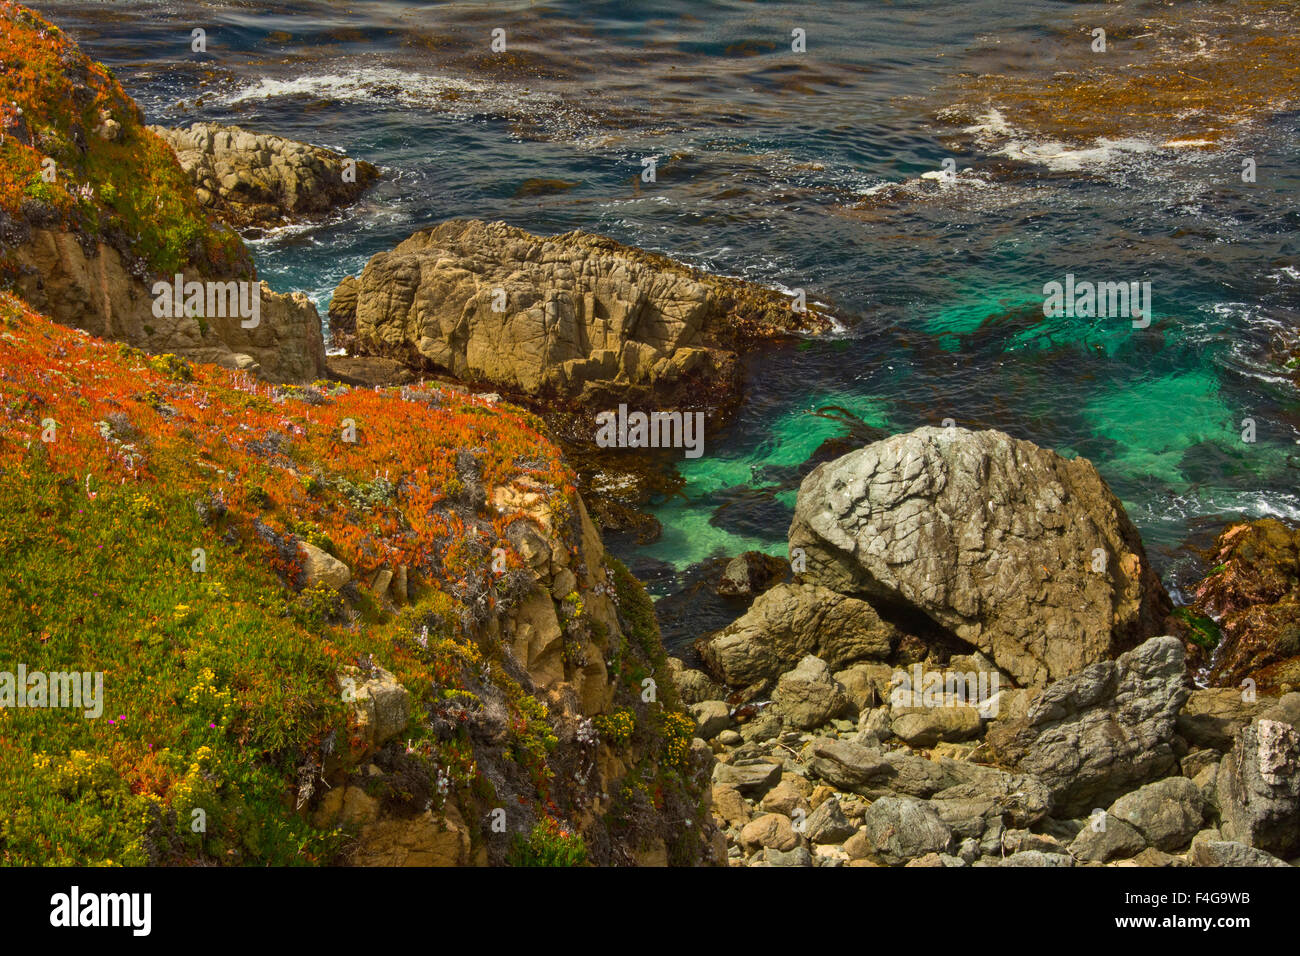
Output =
[
  {"x1": 3, "y1": 0, "x2": 1297, "y2": 869},
  {"x1": 668, "y1": 427, "x2": 1300, "y2": 867}
]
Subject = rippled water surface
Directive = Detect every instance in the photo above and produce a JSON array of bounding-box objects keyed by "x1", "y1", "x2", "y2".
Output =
[{"x1": 33, "y1": 0, "x2": 1300, "y2": 602}]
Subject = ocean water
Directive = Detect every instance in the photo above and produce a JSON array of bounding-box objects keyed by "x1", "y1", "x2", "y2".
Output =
[{"x1": 34, "y1": 0, "x2": 1300, "y2": 604}]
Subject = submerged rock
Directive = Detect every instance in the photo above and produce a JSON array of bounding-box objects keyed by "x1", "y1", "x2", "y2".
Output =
[{"x1": 717, "y1": 550, "x2": 789, "y2": 598}]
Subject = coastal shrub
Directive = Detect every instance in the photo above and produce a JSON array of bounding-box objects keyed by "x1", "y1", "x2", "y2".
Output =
[
  {"x1": 0, "y1": 294, "x2": 593, "y2": 863},
  {"x1": 656, "y1": 711, "x2": 695, "y2": 771},
  {"x1": 0, "y1": 3, "x2": 249, "y2": 279},
  {"x1": 608, "y1": 556, "x2": 679, "y2": 709},
  {"x1": 593, "y1": 708, "x2": 635, "y2": 748},
  {"x1": 507, "y1": 817, "x2": 587, "y2": 867}
]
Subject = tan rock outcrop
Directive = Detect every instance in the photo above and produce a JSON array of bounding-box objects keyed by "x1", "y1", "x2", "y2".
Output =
[
  {"x1": 11, "y1": 227, "x2": 325, "y2": 383},
  {"x1": 698, "y1": 581, "x2": 895, "y2": 686},
  {"x1": 341, "y1": 665, "x2": 411, "y2": 753},
  {"x1": 350, "y1": 801, "x2": 472, "y2": 867},
  {"x1": 329, "y1": 218, "x2": 829, "y2": 410},
  {"x1": 151, "y1": 123, "x2": 379, "y2": 228},
  {"x1": 496, "y1": 482, "x2": 616, "y2": 716}
]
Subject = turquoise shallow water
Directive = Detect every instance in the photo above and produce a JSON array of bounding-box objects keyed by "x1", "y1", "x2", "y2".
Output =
[{"x1": 34, "y1": 0, "x2": 1300, "y2": 603}]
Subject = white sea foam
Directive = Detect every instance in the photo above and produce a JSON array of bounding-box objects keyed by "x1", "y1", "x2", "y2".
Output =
[
  {"x1": 1139, "y1": 489, "x2": 1300, "y2": 527},
  {"x1": 953, "y1": 108, "x2": 1170, "y2": 173},
  {"x1": 993, "y1": 135, "x2": 1159, "y2": 172},
  {"x1": 219, "y1": 65, "x2": 591, "y2": 138}
]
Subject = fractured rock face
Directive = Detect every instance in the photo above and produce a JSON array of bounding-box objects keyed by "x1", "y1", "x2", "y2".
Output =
[
  {"x1": 698, "y1": 581, "x2": 895, "y2": 686},
  {"x1": 980, "y1": 636, "x2": 1189, "y2": 817},
  {"x1": 789, "y1": 426, "x2": 1170, "y2": 686},
  {"x1": 1216, "y1": 693, "x2": 1300, "y2": 857},
  {"x1": 11, "y1": 229, "x2": 326, "y2": 383},
  {"x1": 152, "y1": 123, "x2": 379, "y2": 228},
  {"x1": 329, "y1": 219, "x2": 828, "y2": 411}
]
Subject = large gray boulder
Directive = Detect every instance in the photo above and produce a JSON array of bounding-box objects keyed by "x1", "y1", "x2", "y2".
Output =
[
  {"x1": 980, "y1": 636, "x2": 1189, "y2": 816},
  {"x1": 699, "y1": 581, "x2": 894, "y2": 686},
  {"x1": 861, "y1": 797, "x2": 954, "y2": 865},
  {"x1": 1107, "y1": 776, "x2": 1204, "y2": 851},
  {"x1": 712, "y1": 761, "x2": 783, "y2": 797},
  {"x1": 1216, "y1": 693, "x2": 1300, "y2": 857},
  {"x1": 1187, "y1": 839, "x2": 1291, "y2": 867},
  {"x1": 928, "y1": 769, "x2": 1054, "y2": 838},
  {"x1": 789, "y1": 427, "x2": 1169, "y2": 686},
  {"x1": 890, "y1": 706, "x2": 983, "y2": 748},
  {"x1": 803, "y1": 737, "x2": 890, "y2": 791},
  {"x1": 1069, "y1": 816, "x2": 1147, "y2": 862}
]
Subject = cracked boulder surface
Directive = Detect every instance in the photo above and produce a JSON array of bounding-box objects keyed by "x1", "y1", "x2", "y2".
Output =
[{"x1": 789, "y1": 426, "x2": 1170, "y2": 686}]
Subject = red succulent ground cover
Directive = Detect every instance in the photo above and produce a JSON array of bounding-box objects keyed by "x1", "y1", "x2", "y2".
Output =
[
  {"x1": 0, "y1": 291, "x2": 575, "y2": 604},
  {"x1": 0, "y1": 293, "x2": 590, "y2": 863}
]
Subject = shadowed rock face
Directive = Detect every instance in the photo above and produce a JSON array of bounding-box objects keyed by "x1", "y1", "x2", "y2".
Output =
[
  {"x1": 789, "y1": 426, "x2": 1170, "y2": 686},
  {"x1": 1192, "y1": 519, "x2": 1300, "y2": 692},
  {"x1": 11, "y1": 229, "x2": 325, "y2": 383},
  {"x1": 151, "y1": 123, "x2": 380, "y2": 229},
  {"x1": 328, "y1": 218, "x2": 830, "y2": 413}
]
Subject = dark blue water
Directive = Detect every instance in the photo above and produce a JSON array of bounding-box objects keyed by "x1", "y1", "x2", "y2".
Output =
[{"x1": 33, "y1": 0, "x2": 1300, "y2": 599}]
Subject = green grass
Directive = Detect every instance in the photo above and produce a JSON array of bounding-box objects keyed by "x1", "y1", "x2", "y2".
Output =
[{"x1": 0, "y1": 465, "x2": 345, "y2": 865}]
